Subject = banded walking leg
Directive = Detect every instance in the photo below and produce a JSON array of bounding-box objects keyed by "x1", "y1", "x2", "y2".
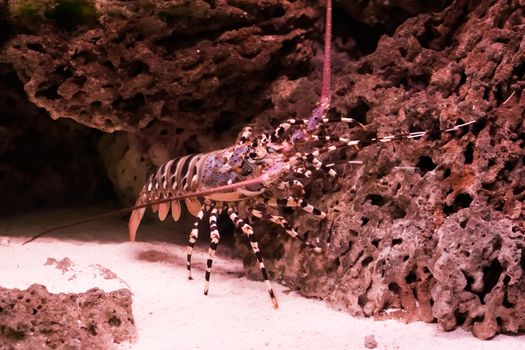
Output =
[
  {"x1": 249, "y1": 206, "x2": 298, "y2": 238},
  {"x1": 204, "y1": 205, "x2": 222, "y2": 295},
  {"x1": 228, "y1": 207, "x2": 279, "y2": 308},
  {"x1": 249, "y1": 205, "x2": 320, "y2": 251},
  {"x1": 277, "y1": 179, "x2": 305, "y2": 197},
  {"x1": 186, "y1": 204, "x2": 209, "y2": 280},
  {"x1": 265, "y1": 196, "x2": 327, "y2": 218},
  {"x1": 272, "y1": 114, "x2": 363, "y2": 143}
]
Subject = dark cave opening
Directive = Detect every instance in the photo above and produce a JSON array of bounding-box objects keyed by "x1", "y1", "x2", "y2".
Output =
[{"x1": 0, "y1": 63, "x2": 116, "y2": 216}]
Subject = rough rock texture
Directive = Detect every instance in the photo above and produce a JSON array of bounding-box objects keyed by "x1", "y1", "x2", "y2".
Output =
[
  {"x1": 4, "y1": 0, "x2": 319, "y2": 133},
  {"x1": 2, "y1": 0, "x2": 325, "y2": 202},
  {"x1": 338, "y1": 0, "x2": 451, "y2": 34},
  {"x1": 245, "y1": 0, "x2": 525, "y2": 341},
  {"x1": 1, "y1": 0, "x2": 524, "y2": 340},
  {"x1": 0, "y1": 284, "x2": 136, "y2": 349}
]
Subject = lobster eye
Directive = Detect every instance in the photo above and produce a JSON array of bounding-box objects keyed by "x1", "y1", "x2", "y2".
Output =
[
  {"x1": 248, "y1": 146, "x2": 267, "y2": 162},
  {"x1": 255, "y1": 147, "x2": 267, "y2": 159}
]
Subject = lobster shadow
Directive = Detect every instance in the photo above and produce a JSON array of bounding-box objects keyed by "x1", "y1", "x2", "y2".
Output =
[
  {"x1": 134, "y1": 243, "x2": 244, "y2": 278},
  {"x1": 135, "y1": 248, "x2": 186, "y2": 266}
]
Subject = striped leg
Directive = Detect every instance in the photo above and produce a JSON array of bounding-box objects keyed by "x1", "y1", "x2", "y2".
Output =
[
  {"x1": 277, "y1": 179, "x2": 305, "y2": 197},
  {"x1": 187, "y1": 204, "x2": 209, "y2": 280},
  {"x1": 228, "y1": 207, "x2": 278, "y2": 309},
  {"x1": 265, "y1": 196, "x2": 327, "y2": 218},
  {"x1": 293, "y1": 168, "x2": 313, "y2": 178},
  {"x1": 248, "y1": 205, "x2": 320, "y2": 251},
  {"x1": 272, "y1": 116, "x2": 363, "y2": 142},
  {"x1": 204, "y1": 205, "x2": 222, "y2": 295},
  {"x1": 299, "y1": 152, "x2": 339, "y2": 177},
  {"x1": 249, "y1": 206, "x2": 298, "y2": 239}
]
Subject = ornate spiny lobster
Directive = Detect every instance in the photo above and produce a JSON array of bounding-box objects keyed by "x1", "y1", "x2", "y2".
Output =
[{"x1": 25, "y1": 0, "x2": 477, "y2": 309}]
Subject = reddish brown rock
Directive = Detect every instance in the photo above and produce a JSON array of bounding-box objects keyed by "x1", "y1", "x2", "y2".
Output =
[
  {"x1": 0, "y1": 284, "x2": 135, "y2": 348},
  {"x1": 238, "y1": 0, "x2": 525, "y2": 340},
  {"x1": 3, "y1": 0, "x2": 321, "y2": 133}
]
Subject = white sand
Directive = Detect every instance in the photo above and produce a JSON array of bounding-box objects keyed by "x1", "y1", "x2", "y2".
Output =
[{"x1": 1, "y1": 209, "x2": 523, "y2": 349}]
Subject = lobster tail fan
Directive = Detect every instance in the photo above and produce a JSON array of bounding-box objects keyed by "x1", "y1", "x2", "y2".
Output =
[
  {"x1": 129, "y1": 207, "x2": 145, "y2": 241},
  {"x1": 158, "y1": 201, "x2": 170, "y2": 221},
  {"x1": 185, "y1": 198, "x2": 202, "y2": 217},
  {"x1": 171, "y1": 200, "x2": 182, "y2": 222}
]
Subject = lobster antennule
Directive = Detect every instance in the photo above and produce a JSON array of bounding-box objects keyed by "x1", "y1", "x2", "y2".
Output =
[{"x1": 23, "y1": 175, "x2": 270, "y2": 245}]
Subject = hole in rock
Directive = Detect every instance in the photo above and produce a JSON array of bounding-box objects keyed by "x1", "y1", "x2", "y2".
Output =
[
  {"x1": 388, "y1": 282, "x2": 401, "y2": 294},
  {"x1": 265, "y1": 5, "x2": 285, "y2": 17},
  {"x1": 179, "y1": 99, "x2": 203, "y2": 112},
  {"x1": 126, "y1": 61, "x2": 150, "y2": 76},
  {"x1": 416, "y1": 156, "x2": 436, "y2": 174},
  {"x1": 513, "y1": 61, "x2": 525, "y2": 80},
  {"x1": 502, "y1": 275, "x2": 514, "y2": 308},
  {"x1": 504, "y1": 159, "x2": 517, "y2": 172},
  {"x1": 471, "y1": 118, "x2": 486, "y2": 135},
  {"x1": 391, "y1": 203, "x2": 406, "y2": 219},
  {"x1": 35, "y1": 83, "x2": 60, "y2": 100},
  {"x1": 26, "y1": 43, "x2": 45, "y2": 53},
  {"x1": 405, "y1": 271, "x2": 417, "y2": 283},
  {"x1": 443, "y1": 193, "x2": 472, "y2": 215},
  {"x1": 464, "y1": 143, "x2": 474, "y2": 164},
  {"x1": 113, "y1": 93, "x2": 146, "y2": 112},
  {"x1": 357, "y1": 62, "x2": 372, "y2": 74},
  {"x1": 358, "y1": 293, "x2": 368, "y2": 307},
  {"x1": 346, "y1": 100, "x2": 370, "y2": 126},
  {"x1": 454, "y1": 309, "x2": 468, "y2": 326},
  {"x1": 361, "y1": 256, "x2": 373, "y2": 266},
  {"x1": 480, "y1": 260, "x2": 503, "y2": 303},
  {"x1": 367, "y1": 194, "x2": 385, "y2": 206},
  {"x1": 332, "y1": 8, "x2": 382, "y2": 57}
]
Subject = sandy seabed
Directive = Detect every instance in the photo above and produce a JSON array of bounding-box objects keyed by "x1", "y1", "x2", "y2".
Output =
[{"x1": 1, "y1": 208, "x2": 523, "y2": 350}]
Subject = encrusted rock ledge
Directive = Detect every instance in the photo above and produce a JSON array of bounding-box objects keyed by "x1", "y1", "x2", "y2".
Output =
[{"x1": 0, "y1": 284, "x2": 136, "y2": 348}]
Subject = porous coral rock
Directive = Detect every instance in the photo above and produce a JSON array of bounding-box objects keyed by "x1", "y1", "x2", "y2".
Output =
[
  {"x1": 238, "y1": 0, "x2": 525, "y2": 340},
  {"x1": 0, "y1": 284, "x2": 136, "y2": 348}
]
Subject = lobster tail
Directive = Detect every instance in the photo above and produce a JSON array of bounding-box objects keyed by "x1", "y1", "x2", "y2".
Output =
[
  {"x1": 128, "y1": 207, "x2": 145, "y2": 242},
  {"x1": 158, "y1": 202, "x2": 170, "y2": 221},
  {"x1": 171, "y1": 200, "x2": 182, "y2": 221},
  {"x1": 129, "y1": 193, "x2": 148, "y2": 241},
  {"x1": 185, "y1": 198, "x2": 202, "y2": 217}
]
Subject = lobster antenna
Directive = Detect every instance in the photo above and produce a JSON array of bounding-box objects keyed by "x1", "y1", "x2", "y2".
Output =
[
  {"x1": 22, "y1": 175, "x2": 270, "y2": 245},
  {"x1": 320, "y1": 0, "x2": 332, "y2": 108},
  {"x1": 306, "y1": 0, "x2": 332, "y2": 132}
]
